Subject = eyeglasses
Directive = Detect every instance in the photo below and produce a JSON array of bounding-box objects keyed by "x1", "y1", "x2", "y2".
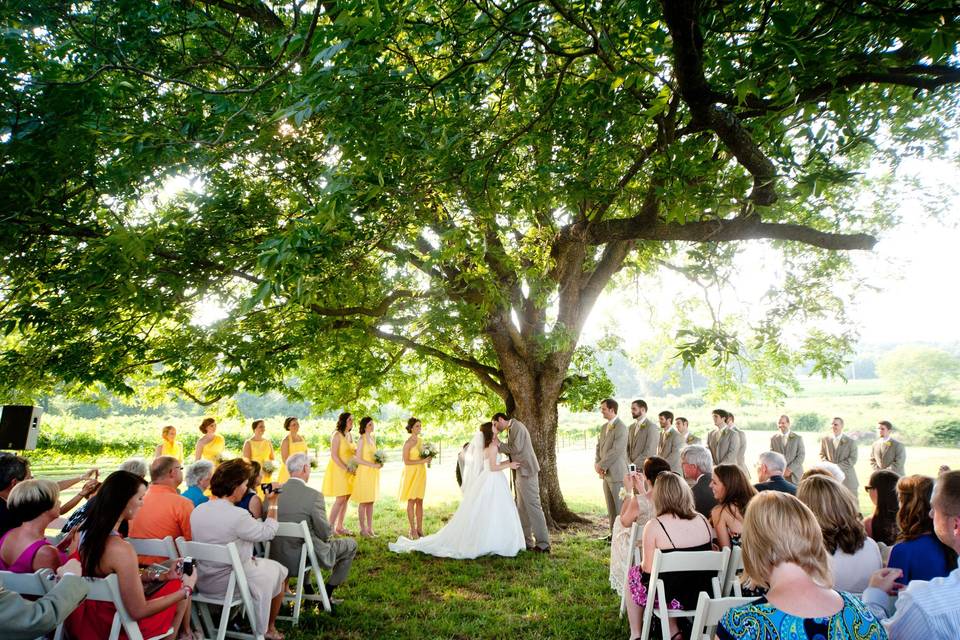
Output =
[{"x1": 864, "y1": 486, "x2": 875, "y2": 491}]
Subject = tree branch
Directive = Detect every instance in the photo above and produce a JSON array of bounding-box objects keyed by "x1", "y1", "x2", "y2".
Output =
[
  {"x1": 192, "y1": 0, "x2": 285, "y2": 31},
  {"x1": 309, "y1": 290, "x2": 413, "y2": 318}
]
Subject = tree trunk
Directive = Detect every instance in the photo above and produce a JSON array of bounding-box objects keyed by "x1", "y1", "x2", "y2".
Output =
[{"x1": 509, "y1": 371, "x2": 590, "y2": 528}]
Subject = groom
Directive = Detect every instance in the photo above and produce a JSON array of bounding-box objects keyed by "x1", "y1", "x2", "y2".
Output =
[{"x1": 492, "y1": 412, "x2": 551, "y2": 553}]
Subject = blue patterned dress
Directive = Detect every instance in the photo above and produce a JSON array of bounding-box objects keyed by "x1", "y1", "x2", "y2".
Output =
[{"x1": 717, "y1": 591, "x2": 887, "y2": 640}]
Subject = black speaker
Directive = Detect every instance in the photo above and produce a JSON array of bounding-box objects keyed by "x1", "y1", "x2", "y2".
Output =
[{"x1": 0, "y1": 405, "x2": 43, "y2": 450}]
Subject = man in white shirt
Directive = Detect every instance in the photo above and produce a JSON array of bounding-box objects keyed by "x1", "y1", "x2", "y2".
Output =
[{"x1": 864, "y1": 470, "x2": 960, "y2": 639}]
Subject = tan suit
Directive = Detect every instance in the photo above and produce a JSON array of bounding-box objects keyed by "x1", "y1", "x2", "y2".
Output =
[
  {"x1": 595, "y1": 417, "x2": 628, "y2": 533},
  {"x1": 269, "y1": 477, "x2": 357, "y2": 586},
  {"x1": 498, "y1": 419, "x2": 550, "y2": 550},
  {"x1": 0, "y1": 574, "x2": 88, "y2": 640},
  {"x1": 710, "y1": 427, "x2": 738, "y2": 467},
  {"x1": 658, "y1": 427, "x2": 684, "y2": 473},
  {"x1": 627, "y1": 415, "x2": 659, "y2": 467},
  {"x1": 771, "y1": 431, "x2": 805, "y2": 482},
  {"x1": 820, "y1": 434, "x2": 859, "y2": 493},
  {"x1": 732, "y1": 426, "x2": 749, "y2": 478},
  {"x1": 870, "y1": 438, "x2": 906, "y2": 476}
]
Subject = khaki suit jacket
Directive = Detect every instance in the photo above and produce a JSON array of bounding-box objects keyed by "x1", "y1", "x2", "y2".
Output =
[
  {"x1": 658, "y1": 427, "x2": 684, "y2": 473},
  {"x1": 711, "y1": 427, "x2": 738, "y2": 466},
  {"x1": 595, "y1": 417, "x2": 628, "y2": 479},
  {"x1": 770, "y1": 431, "x2": 805, "y2": 482},
  {"x1": 627, "y1": 415, "x2": 659, "y2": 467},
  {"x1": 870, "y1": 438, "x2": 906, "y2": 477},
  {"x1": 498, "y1": 419, "x2": 540, "y2": 477},
  {"x1": 0, "y1": 574, "x2": 88, "y2": 640},
  {"x1": 820, "y1": 434, "x2": 859, "y2": 493}
]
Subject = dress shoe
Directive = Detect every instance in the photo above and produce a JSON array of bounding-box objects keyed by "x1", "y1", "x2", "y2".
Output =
[{"x1": 532, "y1": 546, "x2": 551, "y2": 554}]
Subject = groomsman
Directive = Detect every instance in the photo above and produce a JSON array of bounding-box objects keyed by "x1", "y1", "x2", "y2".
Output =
[
  {"x1": 627, "y1": 399, "x2": 658, "y2": 469},
  {"x1": 870, "y1": 420, "x2": 906, "y2": 476},
  {"x1": 708, "y1": 409, "x2": 736, "y2": 466},
  {"x1": 726, "y1": 412, "x2": 750, "y2": 479},
  {"x1": 594, "y1": 398, "x2": 627, "y2": 536},
  {"x1": 657, "y1": 411, "x2": 684, "y2": 473},
  {"x1": 770, "y1": 415, "x2": 805, "y2": 482},
  {"x1": 675, "y1": 416, "x2": 700, "y2": 446},
  {"x1": 820, "y1": 417, "x2": 859, "y2": 494}
]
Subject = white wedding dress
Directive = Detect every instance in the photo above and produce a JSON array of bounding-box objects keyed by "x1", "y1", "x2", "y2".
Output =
[{"x1": 389, "y1": 432, "x2": 526, "y2": 559}]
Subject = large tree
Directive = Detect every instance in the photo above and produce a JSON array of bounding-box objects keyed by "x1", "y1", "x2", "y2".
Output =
[{"x1": 3, "y1": 1, "x2": 958, "y2": 523}]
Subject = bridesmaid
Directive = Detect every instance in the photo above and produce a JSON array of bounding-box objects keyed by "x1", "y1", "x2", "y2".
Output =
[
  {"x1": 321, "y1": 412, "x2": 356, "y2": 535},
  {"x1": 194, "y1": 417, "x2": 225, "y2": 464},
  {"x1": 398, "y1": 417, "x2": 429, "y2": 539},
  {"x1": 153, "y1": 425, "x2": 183, "y2": 462},
  {"x1": 276, "y1": 416, "x2": 309, "y2": 485},
  {"x1": 243, "y1": 419, "x2": 276, "y2": 488},
  {"x1": 352, "y1": 417, "x2": 383, "y2": 537}
]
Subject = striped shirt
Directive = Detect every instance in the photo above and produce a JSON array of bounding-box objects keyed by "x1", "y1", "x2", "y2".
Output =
[{"x1": 863, "y1": 559, "x2": 960, "y2": 640}]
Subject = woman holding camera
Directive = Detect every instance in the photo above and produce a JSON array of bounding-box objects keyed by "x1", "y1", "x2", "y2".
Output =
[{"x1": 190, "y1": 459, "x2": 288, "y2": 640}]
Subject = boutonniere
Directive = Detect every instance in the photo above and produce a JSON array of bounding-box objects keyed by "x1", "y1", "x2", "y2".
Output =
[
  {"x1": 883, "y1": 441, "x2": 891, "y2": 448},
  {"x1": 686, "y1": 435, "x2": 696, "y2": 444}
]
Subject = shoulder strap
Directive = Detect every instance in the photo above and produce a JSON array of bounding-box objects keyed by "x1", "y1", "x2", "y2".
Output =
[{"x1": 656, "y1": 517, "x2": 677, "y2": 549}]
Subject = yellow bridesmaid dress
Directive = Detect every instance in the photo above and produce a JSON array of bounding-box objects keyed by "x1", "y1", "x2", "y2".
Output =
[
  {"x1": 248, "y1": 439, "x2": 276, "y2": 483},
  {"x1": 398, "y1": 436, "x2": 426, "y2": 501},
  {"x1": 321, "y1": 433, "x2": 356, "y2": 497},
  {"x1": 200, "y1": 434, "x2": 226, "y2": 464},
  {"x1": 160, "y1": 439, "x2": 184, "y2": 462},
  {"x1": 277, "y1": 437, "x2": 309, "y2": 484},
  {"x1": 351, "y1": 435, "x2": 380, "y2": 504}
]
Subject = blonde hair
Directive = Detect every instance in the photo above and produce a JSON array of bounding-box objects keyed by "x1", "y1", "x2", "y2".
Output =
[
  {"x1": 741, "y1": 492, "x2": 832, "y2": 589},
  {"x1": 652, "y1": 471, "x2": 697, "y2": 519},
  {"x1": 161, "y1": 425, "x2": 176, "y2": 438},
  {"x1": 7, "y1": 478, "x2": 60, "y2": 522}
]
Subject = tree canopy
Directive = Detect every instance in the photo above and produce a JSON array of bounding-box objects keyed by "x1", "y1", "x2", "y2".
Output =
[{"x1": 3, "y1": 0, "x2": 959, "y2": 521}]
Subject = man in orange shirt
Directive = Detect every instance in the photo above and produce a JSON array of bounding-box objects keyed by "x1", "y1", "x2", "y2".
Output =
[{"x1": 128, "y1": 456, "x2": 193, "y2": 563}]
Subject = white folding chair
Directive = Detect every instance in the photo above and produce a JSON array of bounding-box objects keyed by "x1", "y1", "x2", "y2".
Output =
[
  {"x1": 129, "y1": 536, "x2": 179, "y2": 562},
  {"x1": 640, "y1": 547, "x2": 730, "y2": 640},
  {"x1": 84, "y1": 573, "x2": 174, "y2": 640},
  {"x1": 1, "y1": 569, "x2": 64, "y2": 640},
  {"x1": 721, "y1": 545, "x2": 744, "y2": 596},
  {"x1": 175, "y1": 537, "x2": 262, "y2": 640},
  {"x1": 618, "y1": 521, "x2": 641, "y2": 618},
  {"x1": 689, "y1": 592, "x2": 756, "y2": 640},
  {"x1": 279, "y1": 520, "x2": 332, "y2": 622}
]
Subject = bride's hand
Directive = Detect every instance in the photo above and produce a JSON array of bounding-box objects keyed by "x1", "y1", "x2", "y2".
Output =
[{"x1": 509, "y1": 461, "x2": 521, "y2": 470}]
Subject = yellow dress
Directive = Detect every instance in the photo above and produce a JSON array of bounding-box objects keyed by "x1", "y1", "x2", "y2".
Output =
[
  {"x1": 398, "y1": 436, "x2": 426, "y2": 501},
  {"x1": 277, "y1": 437, "x2": 309, "y2": 484},
  {"x1": 247, "y1": 439, "x2": 276, "y2": 484},
  {"x1": 199, "y1": 434, "x2": 226, "y2": 464},
  {"x1": 321, "y1": 433, "x2": 356, "y2": 498},
  {"x1": 351, "y1": 435, "x2": 380, "y2": 504},
  {"x1": 160, "y1": 439, "x2": 184, "y2": 462}
]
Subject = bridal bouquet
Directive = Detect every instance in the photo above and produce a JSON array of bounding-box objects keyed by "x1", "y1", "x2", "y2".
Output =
[
  {"x1": 419, "y1": 442, "x2": 438, "y2": 460},
  {"x1": 346, "y1": 460, "x2": 358, "y2": 474},
  {"x1": 373, "y1": 449, "x2": 387, "y2": 465},
  {"x1": 261, "y1": 460, "x2": 277, "y2": 475}
]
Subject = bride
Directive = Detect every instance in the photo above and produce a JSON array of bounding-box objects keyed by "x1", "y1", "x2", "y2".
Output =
[{"x1": 389, "y1": 421, "x2": 526, "y2": 559}]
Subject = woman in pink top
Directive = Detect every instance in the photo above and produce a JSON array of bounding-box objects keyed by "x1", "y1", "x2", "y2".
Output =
[{"x1": 0, "y1": 478, "x2": 67, "y2": 573}]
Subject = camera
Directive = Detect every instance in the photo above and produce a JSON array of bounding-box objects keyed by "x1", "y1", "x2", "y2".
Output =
[
  {"x1": 182, "y1": 557, "x2": 194, "y2": 577},
  {"x1": 628, "y1": 463, "x2": 637, "y2": 474},
  {"x1": 261, "y1": 482, "x2": 283, "y2": 495}
]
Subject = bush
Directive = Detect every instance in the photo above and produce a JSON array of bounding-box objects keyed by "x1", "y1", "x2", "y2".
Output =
[
  {"x1": 792, "y1": 412, "x2": 825, "y2": 432},
  {"x1": 928, "y1": 420, "x2": 960, "y2": 448}
]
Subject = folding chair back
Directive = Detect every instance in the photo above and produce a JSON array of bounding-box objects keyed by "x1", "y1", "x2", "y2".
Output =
[
  {"x1": 84, "y1": 573, "x2": 173, "y2": 640},
  {"x1": 175, "y1": 537, "x2": 262, "y2": 640},
  {"x1": 640, "y1": 547, "x2": 730, "y2": 640},
  {"x1": 689, "y1": 592, "x2": 756, "y2": 639},
  {"x1": 271, "y1": 520, "x2": 332, "y2": 624},
  {"x1": 0, "y1": 568, "x2": 53, "y2": 597},
  {"x1": 618, "y1": 521, "x2": 641, "y2": 618},
  {"x1": 128, "y1": 536, "x2": 178, "y2": 562},
  {"x1": 721, "y1": 545, "x2": 744, "y2": 596}
]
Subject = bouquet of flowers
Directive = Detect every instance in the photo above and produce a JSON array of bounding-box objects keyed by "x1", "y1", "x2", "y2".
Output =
[
  {"x1": 419, "y1": 442, "x2": 438, "y2": 460},
  {"x1": 309, "y1": 454, "x2": 319, "y2": 469},
  {"x1": 373, "y1": 449, "x2": 387, "y2": 465},
  {"x1": 346, "y1": 460, "x2": 358, "y2": 474},
  {"x1": 214, "y1": 452, "x2": 232, "y2": 465},
  {"x1": 261, "y1": 460, "x2": 277, "y2": 475}
]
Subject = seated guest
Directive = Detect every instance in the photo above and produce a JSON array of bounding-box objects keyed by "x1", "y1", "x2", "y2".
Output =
[
  {"x1": 119, "y1": 457, "x2": 150, "y2": 479},
  {"x1": 680, "y1": 445, "x2": 716, "y2": 519},
  {"x1": 270, "y1": 453, "x2": 357, "y2": 606},
  {"x1": 625, "y1": 472, "x2": 714, "y2": 640},
  {"x1": 191, "y1": 459, "x2": 287, "y2": 640},
  {"x1": 1, "y1": 455, "x2": 98, "y2": 535},
  {"x1": 0, "y1": 557, "x2": 90, "y2": 640},
  {"x1": 801, "y1": 461, "x2": 846, "y2": 485},
  {"x1": 61, "y1": 456, "x2": 148, "y2": 536},
  {"x1": 236, "y1": 461, "x2": 264, "y2": 519},
  {"x1": 609, "y1": 456, "x2": 669, "y2": 596},
  {"x1": 0, "y1": 479, "x2": 66, "y2": 572},
  {"x1": 710, "y1": 463, "x2": 757, "y2": 548},
  {"x1": 66, "y1": 470, "x2": 194, "y2": 640},
  {"x1": 888, "y1": 475, "x2": 956, "y2": 584},
  {"x1": 798, "y1": 475, "x2": 882, "y2": 593},
  {"x1": 864, "y1": 470, "x2": 960, "y2": 639},
  {"x1": 754, "y1": 451, "x2": 797, "y2": 495},
  {"x1": 128, "y1": 456, "x2": 194, "y2": 564},
  {"x1": 718, "y1": 492, "x2": 886, "y2": 640},
  {"x1": 182, "y1": 460, "x2": 214, "y2": 507},
  {"x1": 864, "y1": 469, "x2": 900, "y2": 546}
]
